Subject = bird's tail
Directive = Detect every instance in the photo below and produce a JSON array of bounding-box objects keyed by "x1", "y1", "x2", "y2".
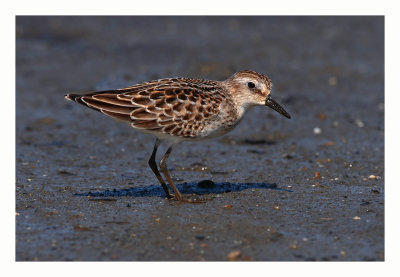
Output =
[{"x1": 65, "y1": 93, "x2": 89, "y2": 106}]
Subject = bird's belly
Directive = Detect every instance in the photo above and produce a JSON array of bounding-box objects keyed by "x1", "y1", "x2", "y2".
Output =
[{"x1": 197, "y1": 115, "x2": 241, "y2": 140}]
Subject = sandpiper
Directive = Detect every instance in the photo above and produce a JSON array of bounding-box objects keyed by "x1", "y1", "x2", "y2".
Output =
[{"x1": 65, "y1": 70, "x2": 291, "y2": 202}]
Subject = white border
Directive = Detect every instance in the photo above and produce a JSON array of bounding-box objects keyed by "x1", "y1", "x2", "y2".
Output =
[{"x1": 3, "y1": 0, "x2": 398, "y2": 276}]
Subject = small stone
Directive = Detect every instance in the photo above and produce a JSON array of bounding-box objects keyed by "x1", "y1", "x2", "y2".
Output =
[
  {"x1": 197, "y1": 180, "x2": 215, "y2": 188},
  {"x1": 355, "y1": 119, "x2": 364, "y2": 128},
  {"x1": 223, "y1": 204, "x2": 233, "y2": 209},
  {"x1": 368, "y1": 175, "x2": 380, "y2": 180},
  {"x1": 353, "y1": 216, "x2": 361, "y2": 220},
  {"x1": 340, "y1": 250, "x2": 346, "y2": 257},
  {"x1": 289, "y1": 242, "x2": 298, "y2": 249},
  {"x1": 273, "y1": 205, "x2": 280, "y2": 210},
  {"x1": 227, "y1": 250, "x2": 241, "y2": 261},
  {"x1": 314, "y1": 171, "x2": 321, "y2": 179},
  {"x1": 313, "y1": 127, "x2": 322, "y2": 135}
]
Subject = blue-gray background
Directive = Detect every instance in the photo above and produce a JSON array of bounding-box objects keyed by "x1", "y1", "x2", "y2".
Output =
[{"x1": 16, "y1": 16, "x2": 384, "y2": 261}]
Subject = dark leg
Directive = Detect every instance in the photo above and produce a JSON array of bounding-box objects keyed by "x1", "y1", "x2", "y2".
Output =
[
  {"x1": 158, "y1": 146, "x2": 206, "y2": 203},
  {"x1": 148, "y1": 139, "x2": 172, "y2": 198},
  {"x1": 159, "y1": 146, "x2": 183, "y2": 201}
]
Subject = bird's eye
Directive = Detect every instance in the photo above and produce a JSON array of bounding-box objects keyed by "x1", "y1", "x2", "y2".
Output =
[{"x1": 248, "y1": 82, "x2": 255, "y2": 89}]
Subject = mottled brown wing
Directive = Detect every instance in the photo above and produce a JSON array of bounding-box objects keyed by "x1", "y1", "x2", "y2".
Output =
[
  {"x1": 128, "y1": 80, "x2": 224, "y2": 138},
  {"x1": 65, "y1": 80, "x2": 175, "y2": 122},
  {"x1": 65, "y1": 78, "x2": 224, "y2": 138}
]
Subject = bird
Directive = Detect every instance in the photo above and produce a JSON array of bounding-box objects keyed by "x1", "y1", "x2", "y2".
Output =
[{"x1": 65, "y1": 70, "x2": 291, "y2": 202}]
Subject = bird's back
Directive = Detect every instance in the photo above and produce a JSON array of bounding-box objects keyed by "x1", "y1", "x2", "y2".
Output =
[{"x1": 65, "y1": 78, "x2": 231, "y2": 139}]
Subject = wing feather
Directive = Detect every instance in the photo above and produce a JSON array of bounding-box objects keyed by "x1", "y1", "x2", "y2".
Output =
[{"x1": 66, "y1": 77, "x2": 225, "y2": 138}]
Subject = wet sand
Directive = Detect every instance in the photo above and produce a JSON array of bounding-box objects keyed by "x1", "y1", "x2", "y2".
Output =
[{"x1": 16, "y1": 16, "x2": 384, "y2": 261}]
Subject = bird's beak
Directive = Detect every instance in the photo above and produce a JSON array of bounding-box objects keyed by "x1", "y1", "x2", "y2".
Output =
[{"x1": 265, "y1": 96, "x2": 291, "y2": 119}]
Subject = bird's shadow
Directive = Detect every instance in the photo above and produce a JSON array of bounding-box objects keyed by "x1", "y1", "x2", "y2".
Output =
[{"x1": 74, "y1": 181, "x2": 293, "y2": 198}]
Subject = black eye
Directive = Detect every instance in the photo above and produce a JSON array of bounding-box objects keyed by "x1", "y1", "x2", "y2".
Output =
[{"x1": 248, "y1": 82, "x2": 255, "y2": 89}]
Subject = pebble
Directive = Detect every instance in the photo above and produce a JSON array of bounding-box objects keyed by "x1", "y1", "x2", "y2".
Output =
[
  {"x1": 353, "y1": 216, "x2": 361, "y2": 220},
  {"x1": 197, "y1": 180, "x2": 215, "y2": 188},
  {"x1": 368, "y1": 175, "x2": 380, "y2": 180},
  {"x1": 313, "y1": 127, "x2": 322, "y2": 135},
  {"x1": 314, "y1": 171, "x2": 321, "y2": 179},
  {"x1": 227, "y1": 250, "x2": 241, "y2": 261},
  {"x1": 355, "y1": 119, "x2": 364, "y2": 128},
  {"x1": 223, "y1": 204, "x2": 233, "y2": 209}
]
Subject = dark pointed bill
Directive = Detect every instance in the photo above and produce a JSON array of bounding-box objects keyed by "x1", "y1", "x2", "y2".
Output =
[{"x1": 265, "y1": 96, "x2": 291, "y2": 119}]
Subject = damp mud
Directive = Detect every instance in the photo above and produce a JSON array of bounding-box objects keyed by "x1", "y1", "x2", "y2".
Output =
[{"x1": 16, "y1": 16, "x2": 384, "y2": 261}]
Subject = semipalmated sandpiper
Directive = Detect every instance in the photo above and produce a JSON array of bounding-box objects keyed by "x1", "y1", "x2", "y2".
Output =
[{"x1": 65, "y1": 70, "x2": 291, "y2": 202}]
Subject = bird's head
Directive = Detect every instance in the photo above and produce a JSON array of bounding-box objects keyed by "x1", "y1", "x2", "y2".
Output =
[{"x1": 223, "y1": 70, "x2": 291, "y2": 119}]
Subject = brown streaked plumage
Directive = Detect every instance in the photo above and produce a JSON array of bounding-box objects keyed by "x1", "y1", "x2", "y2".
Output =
[{"x1": 65, "y1": 70, "x2": 291, "y2": 202}]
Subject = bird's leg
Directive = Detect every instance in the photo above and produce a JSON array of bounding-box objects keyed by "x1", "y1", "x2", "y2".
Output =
[
  {"x1": 159, "y1": 146, "x2": 183, "y2": 201},
  {"x1": 159, "y1": 146, "x2": 206, "y2": 203},
  {"x1": 148, "y1": 139, "x2": 172, "y2": 198}
]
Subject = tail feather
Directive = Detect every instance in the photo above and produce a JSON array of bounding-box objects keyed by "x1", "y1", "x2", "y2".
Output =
[
  {"x1": 65, "y1": 91, "x2": 136, "y2": 123},
  {"x1": 65, "y1": 93, "x2": 88, "y2": 106}
]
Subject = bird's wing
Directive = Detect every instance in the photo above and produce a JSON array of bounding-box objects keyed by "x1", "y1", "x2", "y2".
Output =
[{"x1": 66, "y1": 78, "x2": 224, "y2": 138}]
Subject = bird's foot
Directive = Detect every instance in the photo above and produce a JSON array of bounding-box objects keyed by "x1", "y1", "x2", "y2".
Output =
[{"x1": 166, "y1": 193, "x2": 207, "y2": 203}]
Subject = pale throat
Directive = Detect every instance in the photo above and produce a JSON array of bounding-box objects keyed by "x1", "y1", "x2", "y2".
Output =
[{"x1": 230, "y1": 91, "x2": 261, "y2": 118}]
